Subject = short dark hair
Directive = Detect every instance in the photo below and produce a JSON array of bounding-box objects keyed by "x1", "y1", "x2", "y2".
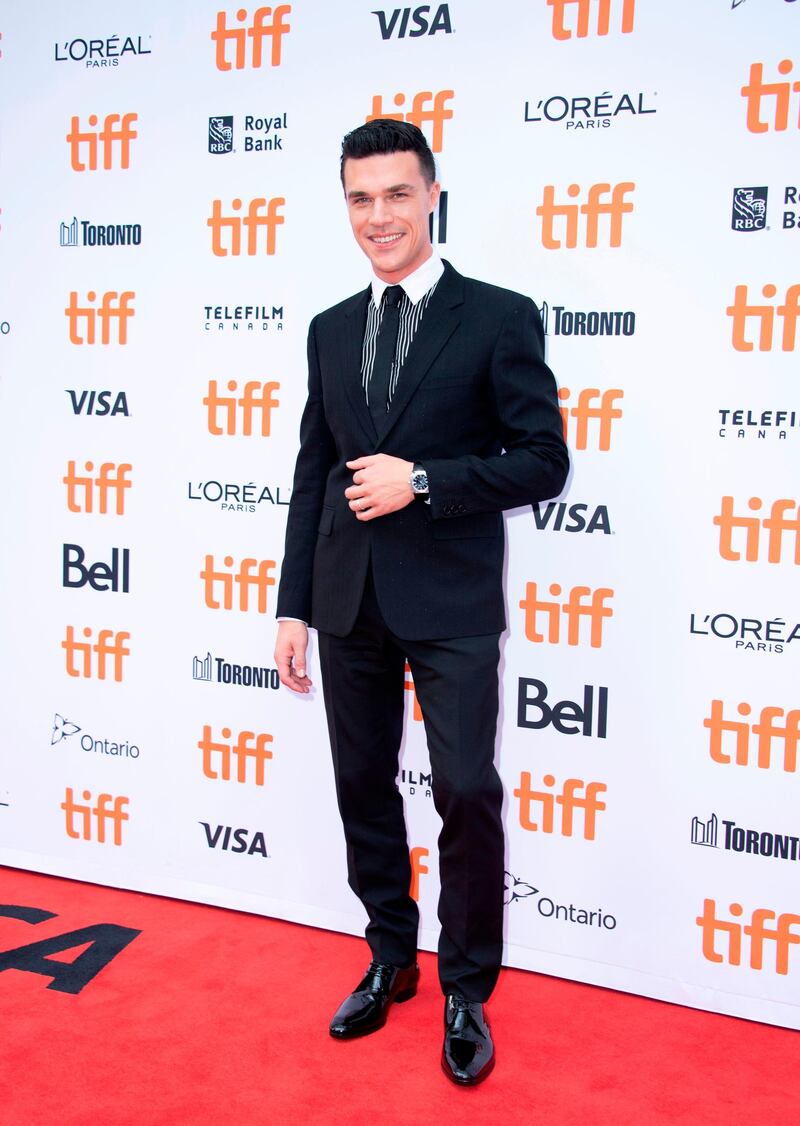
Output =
[{"x1": 340, "y1": 119, "x2": 436, "y2": 188}]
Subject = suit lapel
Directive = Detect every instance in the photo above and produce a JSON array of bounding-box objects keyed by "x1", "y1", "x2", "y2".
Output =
[
  {"x1": 375, "y1": 262, "x2": 464, "y2": 446},
  {"x1": 339, "y1": 287, "x2": 378, "y2": 445}
]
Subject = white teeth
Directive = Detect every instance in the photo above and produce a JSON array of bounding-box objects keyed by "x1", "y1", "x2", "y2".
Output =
[{"x1": 373, "y1": 234, "x2": 401, "y2": 244}]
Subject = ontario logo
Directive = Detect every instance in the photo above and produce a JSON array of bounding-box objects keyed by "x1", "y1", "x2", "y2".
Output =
[
  {"x1": 504, "y1": 872, "x2": 618, "y2": 929},
  {"x1": 51, "y1": 713, "x2": 141, "y2": 760}
]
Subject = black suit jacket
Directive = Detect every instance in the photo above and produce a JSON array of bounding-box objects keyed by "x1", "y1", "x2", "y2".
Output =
[{"x1": 276, "y1": 261, "x2": 569, "y2": 640}]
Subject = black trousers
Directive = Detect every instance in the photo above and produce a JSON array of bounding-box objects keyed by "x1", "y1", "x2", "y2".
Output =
[{"x1": 318, "y1": 567, "x2": 504, "y2": 1002}]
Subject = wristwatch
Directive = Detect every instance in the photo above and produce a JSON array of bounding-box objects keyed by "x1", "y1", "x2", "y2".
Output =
[{"x1": 410, "y1": 463, "x2": 429, "y2": 496}]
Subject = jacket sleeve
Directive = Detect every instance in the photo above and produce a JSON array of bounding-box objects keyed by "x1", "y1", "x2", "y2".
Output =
[
  {"x1": 424, "y1": 297, "x2": 569, "y2": 518},
  {"x1": 275, "y1": 317, "x2": 336, "y2": 621}
]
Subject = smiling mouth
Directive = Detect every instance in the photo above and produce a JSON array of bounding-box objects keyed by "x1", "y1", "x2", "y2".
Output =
[{"x1": 371, "y1": 233, "x2": 403, "y2": 245}]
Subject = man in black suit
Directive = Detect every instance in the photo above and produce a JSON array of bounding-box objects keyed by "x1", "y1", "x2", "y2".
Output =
[{"x1": 275, "y1": 120, "x2": 568, "y2": 1085}]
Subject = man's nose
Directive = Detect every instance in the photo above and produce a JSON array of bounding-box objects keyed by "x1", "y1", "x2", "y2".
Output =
[{"x1": 371, "y1": 197, "x2": 393, "y2": 225}]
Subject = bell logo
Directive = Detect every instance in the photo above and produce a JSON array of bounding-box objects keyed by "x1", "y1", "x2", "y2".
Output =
[
  {"x1": 726, "y1": 284, "x2": 800, "y2": 352},
  {"x1": 536, "y1": 183, "x2": 634, "y2": 248},
  {"x1": 714, "y1": 497, "x2": 800, "y2": 565},
  {"x1": 410, "y1": 846, "x2": 429, "y2": 901},
  {"x1": 208, "y1": 197, "x2": 285, "y2": 257},
  {"x1": 62, "y1": 627, "x2": 130, "y2": 682},
  {"x1": 514, "y1": 773, "x2": 607, "y2": 841},
  {"x1": 67, "y1": 113, "x2": 138, "y2": 171},
  {"x1": 741, "y1": 59, "x2": 800, "y2": 134},
  {"x1": 198, "y1": 724, "x2": 273, "y2": 785},
  {"x1": 705, "y1": 700, "x2": 799, "y2": 774},
  {"x1": 558, "y1": 388, "x2": 623, "y2": 451},
  {"x1": 61, "y1": 788, "x2": 129, "y2": 845},
  {"x1": 404, "y1": 661, "x2": 423, "y2": 721},
  {"x1": 64, "y1": 461, "x2": 132, "y2": 515},
  {"x1": 519, "y1": 583, "x2": 613, "y2": 648},
  {"x1": 547, "y1": 0, "x2": 635, "y2": 40},
  {"x1": 211, "y1": 6, "x2": 292, "y2": 70},
  {"x1": 204, "y1": 380, "x2": 280, "y2": 436},
  {"x1": 65, "y1": 291, "x2": 135, "y2": 345},
  {"x1": 366, "y1": 90, "x2": 454, "y2": 153},
  {"x1": 696, "y1": 899, "x2": 800, "y2": 976},
  {"x1": 200, "y1": 554, "x2": 276, "y2": 612}
]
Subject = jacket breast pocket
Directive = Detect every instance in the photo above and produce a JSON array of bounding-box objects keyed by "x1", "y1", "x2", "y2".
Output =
[
  {"x1": 432, "y1": 512, "x2": 501, "y2": 540},
  {"x1": 317, "y1": 506, "x2": 334, "y2": 536}
]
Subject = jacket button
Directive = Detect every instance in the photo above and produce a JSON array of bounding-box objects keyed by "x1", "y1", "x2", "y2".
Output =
[{"x1": 457, "y1": 503, "x2": 466, "y2": 513}]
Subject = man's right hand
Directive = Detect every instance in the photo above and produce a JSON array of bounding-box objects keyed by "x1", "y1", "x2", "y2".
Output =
[{"x1": 275, "y1": 621, "x2": 312, "y2": 694}]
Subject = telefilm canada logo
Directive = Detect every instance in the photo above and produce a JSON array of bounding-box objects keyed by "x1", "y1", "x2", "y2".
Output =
[
  {"x1": 60, "y1": 217, "x2": 142, "y2": 247},
  {"x1": 691, "y1": 812, "x2": 800, "y2": 863},
  {"x1": 717, "y1": 407, "x2": 798, "y2": 442},
  {"x1": 192, "y1": 652, "x2": 280, "y2": 691},
  {"x1": 203, "y1": 303, "x2": 284, "y2": 331},
  {"x1": 504, "y1": 872, "x2": 618, "y2": 930},
  {"x1": 51, "y1": 712, "x2": 141, "y2": 760},
  {"x1": 398, "y1": 766, "x2": 432, "y2": 799},
  {"x1": 524, "y1": 89, "x2": 656, "y2": 131},
  {"x1": 54, "y1": 33, "x2": 151, "y2": 68},
  {"x1": 208, "y1": 113, "x2": 287, "y2": 154}
]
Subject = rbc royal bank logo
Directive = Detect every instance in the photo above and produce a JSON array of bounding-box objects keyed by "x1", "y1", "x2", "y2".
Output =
[
  {"x1": 732, "y1": 187, "x2": 768, "y2": 232},
  {"x1": 209, "y1": 116, "x2": 234, "y2": 154}
]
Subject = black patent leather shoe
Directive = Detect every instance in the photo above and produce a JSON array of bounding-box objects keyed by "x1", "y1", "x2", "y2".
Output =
[
  {"x1": 329, "y1": 960, "x2": 420, "y2": 1039},
  {"x1": 441, "y1": 993, "x2": 495, "y2": 1085}
]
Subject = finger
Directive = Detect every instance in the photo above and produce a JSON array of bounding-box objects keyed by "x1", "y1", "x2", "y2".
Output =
[{"x1": 346, "y1": 457, "x2": 372, "y2": 470}]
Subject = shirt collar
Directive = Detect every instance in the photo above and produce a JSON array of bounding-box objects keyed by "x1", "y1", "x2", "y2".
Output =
[{"x1": 370, "y1": 252, "x2": 444, "y2": 308}]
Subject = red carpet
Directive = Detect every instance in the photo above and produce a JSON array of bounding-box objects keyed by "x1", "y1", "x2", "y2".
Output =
[{"x1": 0, "y1": 865, "x2": 795, "y2": 1125}]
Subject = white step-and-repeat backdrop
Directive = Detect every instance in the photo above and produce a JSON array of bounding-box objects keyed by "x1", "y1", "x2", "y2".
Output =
[{"x1": 1, "y1": 0, "x2": 798, "y2": 1028}]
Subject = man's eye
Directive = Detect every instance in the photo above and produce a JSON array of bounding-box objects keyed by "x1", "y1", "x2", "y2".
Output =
[{"x1": 392, "y1": 193, "x2": 408, "y2": 200}]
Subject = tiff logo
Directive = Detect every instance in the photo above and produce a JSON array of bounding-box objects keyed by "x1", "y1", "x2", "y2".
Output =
[
  {"x1": 547, "y1": 0, "x2": 635, "y2": 40},
  {"x1": 558, "y1": 388, "x2": 624, "y2": 451},
  {"x1": 519, "y1": 583, "x2": 613, "y2": 648},
  {"x1": 366, "y1": 90, "x2": 453, "y2": 153},
  {"x1": 697, "y1": 899, "x2": 800, "y2": 975},
  {"x1": 67, "y1": 113, "x2": 137, "y2": 171},
  {"x1": 404, "y1": 661, "x2": 423, "y2": 721},
  {"x1": 65, "y1": 291, "x2": 135, "y2": 345},
  {"x1": 61, "y1": 788, "x2": 129, "y2": 845},
  {"x1": 705, "y1": 699, "x2": 799, "y2": 773},
  {"x1": 62, "y1": 627, "x2": 130, "y2": 682},
  {"x1": 727, "y1": 284, "x2": 799, "y2": 352},
  {"x1": 691, "y1": 813, "x2": 719, "y2": 848},
  {"x1": 514, "y1": 773, "x2": 607, "y2": 841},
  {"x1": 204, "y1": 379, "x2": 280, "y2": 435},
  {"x1": 741, "y1": 59, "x2": 800, "y2": 133},
  {"x1": 410, "y1": 846, "x2": 429, "y2": 901},
  {"x1": 714, "y1": 497, "x2": 800, "y2": 565},
  {"x1": 200, "y1": 554, "x2": 276, "y2": 612},
  {"x1": 198, "y1": 724, "x2": 273, "y2": 785},
  {"x1": 208, "y1": 198, "x2": 284, "y2": 256},
  {"x1": 537, "y1": 183, "x2": 634, "y2": 249},
  {"x1": 211, "y1": 6, "x2": 292, "y2": 70},
  {"x1": 64, "y1": 461, "x2": 132, "y2": 515}
]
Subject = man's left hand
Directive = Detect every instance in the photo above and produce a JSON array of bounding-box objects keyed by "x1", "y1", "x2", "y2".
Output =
[{"x1": 345, "y1": 454, "x2": 414, "y2": 521}]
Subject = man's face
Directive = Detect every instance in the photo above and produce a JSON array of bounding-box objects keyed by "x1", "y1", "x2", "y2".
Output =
[{"x1": 343, "y1": 150, "x2": 440, "y2": 283}]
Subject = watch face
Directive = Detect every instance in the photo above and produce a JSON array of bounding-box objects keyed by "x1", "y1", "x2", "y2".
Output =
[{"x1": 412, "y1": 469, "x2": 429, "y2": 493}]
